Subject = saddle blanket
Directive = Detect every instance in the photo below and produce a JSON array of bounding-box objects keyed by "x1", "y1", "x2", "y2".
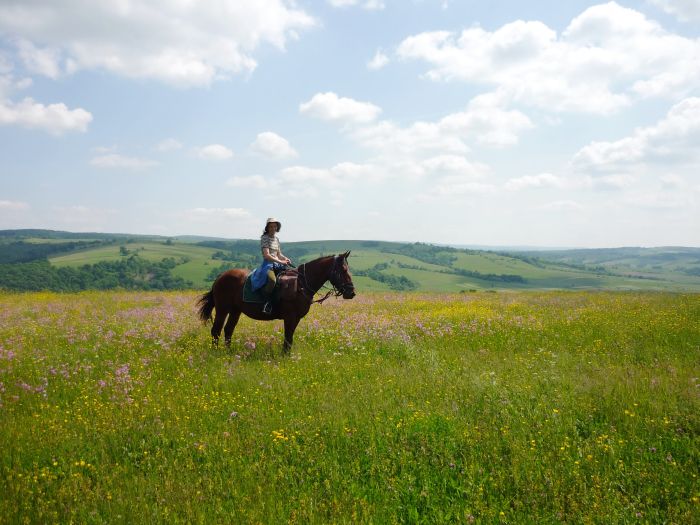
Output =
[
  {"x1": 242, "y1": 271, "x2": 268, "y2": 304},
  {"x1": 242, "y1": 269, "x2": 298, "y2": 304}
]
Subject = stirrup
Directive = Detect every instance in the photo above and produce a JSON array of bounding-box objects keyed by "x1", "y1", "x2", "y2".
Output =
[{"x1": 262, "y1": 301, "x2": 272, "y2": 314}]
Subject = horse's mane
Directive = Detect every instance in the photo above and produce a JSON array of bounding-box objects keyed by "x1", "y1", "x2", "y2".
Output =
[{"x1": 300, "y1": 254, "x2": 336, "y2": 268}]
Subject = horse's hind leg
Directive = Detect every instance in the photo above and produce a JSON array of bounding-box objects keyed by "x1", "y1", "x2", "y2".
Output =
[
  {"x1": 211, "y1": 310, "x2": 227, "y2": 347},
  {"x1": 224, "y1": 310, "x2": 241, "y2": 348}
]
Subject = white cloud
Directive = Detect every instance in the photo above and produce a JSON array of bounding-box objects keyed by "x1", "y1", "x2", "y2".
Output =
[
  {"x1": 350, "y1": 94, "x2": 531, "y2": 160},
  {"x1": 420, "y1": 155, "x2": 488, "y2": 179},
  {"x1": 368, "y1": 50, "x2": 389, "y2": 70},
  {"x1": 328, "y1": 0, "x2": 385, "y2": 9},
  {"x1": 505, "y1": 173, "x2": 634, "y2": 192},
  {"x1": 354, "y1": 120, "x2": 468, "y2": 156},
  {"x1": 539, "y1": 200, "x2": 584, "y2": 211},
  {"x1": 659, "y1": 173, "x2": 685, "y2": 188},
  {"x1": 0, "y1": 0, "x2": 316, "y2": 87},
  {"x1": 250, "y1": 131, "x2": 298, "y2": 160},
  {"x1": 430, "y1": 177, "x2": 496, "y2": 196},
  {"x1": 0, "y1": 53, "x2": 11, "y2": 75},
  {"x1": 648, "y1": 0, "x2": 700, "y2": 22},
  {"x1": 195, "y1": 144, "x2": 234, "y2": 161},
  {"x1": 90, "y1": 153, "x2": 158, "y2": 169},
  {"x1": 184, "y1": 207, "x2": 251, "y2": 221},
  {"x1": 226, "y1": 175, "x2": 271, "y2": 189},
  {"x1": 93, "y1": 145, "x2": 117, "y2": 154},
  {"x1": 225, "y1": 162, "x2": 384, "y2": 200},
  {"x1": 397, "y1": 2, "x2": 700, "y2": 113},
  {"x1": 439, "y1": 93, "x2": 533, "y2": 147},
  {"x1": 280, "y1": 162, "x2": 378, "y2": 187},
  {"x1": 0, "y1": 61, "x2": 33, "y2": 99},
  {"x1": 0, "y1": 97, "x2": 92, "y2": 134},
  {"x1": 505, "y1": 173, "x2": 565, "y2": 191},
  {"x1": 572, "y1": 97, "x2": 700, "y2": 173},
  {"x1": 591, "y1": 174, "x2": 636, "y2": 190},
  {"x1": 16, "y1": 39, "x2": 62, "y2": 79},
  {"x1": 0, "y1": 200, "x2": 29, "y2": 210},
  {"x1": 624, "y1": 190, "x2": 693, "y2": 210},
  {"x1": 155, "y1": 138, "x2": 183, "y2": 152},
  {"x1": 300, "y1": 92, "x2": 381, "y2": 123}
]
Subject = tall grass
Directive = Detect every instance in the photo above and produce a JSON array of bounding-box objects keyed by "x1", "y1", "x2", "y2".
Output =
[{"x1": 1, "y1": 291, "x2": 698, "y2": 523}]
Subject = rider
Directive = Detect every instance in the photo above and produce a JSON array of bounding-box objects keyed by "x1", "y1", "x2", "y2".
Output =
[{"x1": 253, "y1": 217, "x2": 292, "y2": 314}]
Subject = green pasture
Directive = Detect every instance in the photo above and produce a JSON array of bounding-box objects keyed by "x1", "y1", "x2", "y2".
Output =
[
  {"x1": 351, "y1": 275, "x2": 391, "y2": 292},
  {"x1": 451, "y1": 252, "x2": 537, "y2": 274},
  {"x1": 385, "y1": 266, "x2": 483, "y2": 291},
  {"x1": 343, "y1": 250, "x2": 447, "y2": 273},
  {"x1": 50, "y1": 242, "x2": 219, "y2": 287},
  {"x1": 30, "y1": 235, "x2": 700, "y2": 292},
  {"x1": 1, "y1": 291, "x2": 698, "y2": 523},
  {"x1": 49, "y1": 242, "x2": 217, "y2": 266}
]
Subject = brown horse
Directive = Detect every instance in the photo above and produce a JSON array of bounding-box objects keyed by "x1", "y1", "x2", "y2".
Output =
[{"x1": 197, "y1": 251, "x2": 355, "y2": 353}]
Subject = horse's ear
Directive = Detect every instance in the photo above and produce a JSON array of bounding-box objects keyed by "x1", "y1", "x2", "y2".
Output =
[{"x1": 344, "y1": 250, "x2": 351, "y2": 259}]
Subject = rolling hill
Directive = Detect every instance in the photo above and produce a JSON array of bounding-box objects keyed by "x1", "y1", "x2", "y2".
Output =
[{"x1": 1, "y1": 229, "x2": 699, "y2": 292}]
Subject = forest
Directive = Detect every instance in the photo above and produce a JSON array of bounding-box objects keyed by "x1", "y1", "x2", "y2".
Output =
[{"x1": 0, "y1": 257, "x2": 191, "y2": 292}]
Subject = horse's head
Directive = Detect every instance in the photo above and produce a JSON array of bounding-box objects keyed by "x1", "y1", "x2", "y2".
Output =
[{"x1": 330, "y1": 251, "x2": 355, "y2": 299}]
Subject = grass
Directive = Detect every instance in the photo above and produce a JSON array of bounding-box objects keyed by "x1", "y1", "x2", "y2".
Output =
[
  {"x1": 1, "y1": 290, "x2": 698, "y2": 523},
  {"x1": 49, "y1": 242, "x2": 220, "y2": 286}
]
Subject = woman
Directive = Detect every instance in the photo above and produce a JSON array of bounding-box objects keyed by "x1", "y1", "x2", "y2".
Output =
[{"x1": 252, "y1": 217, "x2": 292, "y2": 313}]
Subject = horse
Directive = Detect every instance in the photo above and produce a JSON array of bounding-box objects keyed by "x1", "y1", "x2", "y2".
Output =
[{"x1": 197, "y1": 251, "x2": 355, "y2": 353}]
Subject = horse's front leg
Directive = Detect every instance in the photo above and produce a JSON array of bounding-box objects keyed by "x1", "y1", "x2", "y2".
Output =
[{"x1": 283, "y1": 316, "x2": 300, "y2": 354}]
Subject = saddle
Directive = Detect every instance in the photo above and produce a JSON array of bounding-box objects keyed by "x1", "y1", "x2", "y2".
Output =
[
  {"x1": 242, "y1": 268, "x2": 298, "y2": 304},
  {"x1": 277, "y1": 270, "x2": 298, "y2": 300}
]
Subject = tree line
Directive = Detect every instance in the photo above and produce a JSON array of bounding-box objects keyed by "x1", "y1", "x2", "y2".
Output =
[
  {"x1": 0, "y1": 240, "x2": 107, "y2": 264},
  {"x1": 0, "y1": 257, "x2": 191, "y2": 292},
  {"x1": 354, "y1": 263, "x2": 418, "y2": 291}
]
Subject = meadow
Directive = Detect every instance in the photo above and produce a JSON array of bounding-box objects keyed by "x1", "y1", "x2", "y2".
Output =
[{"x1": 0, "y1": 290, "x2": 698, "y2": 523}]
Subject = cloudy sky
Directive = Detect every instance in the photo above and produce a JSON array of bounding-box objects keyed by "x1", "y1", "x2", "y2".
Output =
[{"x1": 1, "y1": 0, "x2": 699, "y2": 247}]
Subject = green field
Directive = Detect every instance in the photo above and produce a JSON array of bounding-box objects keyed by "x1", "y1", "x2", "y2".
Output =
[
  {"x1": 49, "y1": 242, "x2": 221, "y2": 286},
  {"x1": 1, "y1": 229, "x2": 699, "y2": 292},
  {"x1": 1, "y1": 291, "x2": 698, "y2": 523}
]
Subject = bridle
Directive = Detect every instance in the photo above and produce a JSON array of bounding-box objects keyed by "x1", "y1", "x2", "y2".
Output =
[{"x1": 297, "y1": 255, "x2": 354, "y2": 304}]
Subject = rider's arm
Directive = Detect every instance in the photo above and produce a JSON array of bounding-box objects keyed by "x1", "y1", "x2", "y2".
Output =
[{"x1": 278, "y1": 249, "x2": 291, "y2": 264}]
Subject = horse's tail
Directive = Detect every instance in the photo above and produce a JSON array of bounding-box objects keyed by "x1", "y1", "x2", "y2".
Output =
[{"x1": 197, "y1": 288, "x2": 215, "y2": 323}]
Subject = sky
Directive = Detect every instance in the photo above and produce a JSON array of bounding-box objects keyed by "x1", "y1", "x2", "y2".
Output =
[{"x1": 0, "y1": 0, "x2": 699, "y2": 247}]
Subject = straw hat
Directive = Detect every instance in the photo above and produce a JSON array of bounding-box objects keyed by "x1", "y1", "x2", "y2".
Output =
[{"x1": 265, "y1": 217, "x2": 281, "y2": 231}]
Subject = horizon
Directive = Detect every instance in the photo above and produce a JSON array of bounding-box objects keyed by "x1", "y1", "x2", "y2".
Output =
[
  {"x1": 1, "y1": 1, "x2": 699, "y2": 247},
  {"x1": 3, "y1": 227, "x2": 699, "y2": 251}
]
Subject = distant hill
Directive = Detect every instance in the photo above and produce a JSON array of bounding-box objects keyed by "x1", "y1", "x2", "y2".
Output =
[{"x1": 1, "y1": 229, "x2": 699, "y2": 292}]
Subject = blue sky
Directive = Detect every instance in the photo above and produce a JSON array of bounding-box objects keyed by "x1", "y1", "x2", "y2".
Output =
[{"x1": 1, "y1": 0, "x2": 698, "y2": 247}]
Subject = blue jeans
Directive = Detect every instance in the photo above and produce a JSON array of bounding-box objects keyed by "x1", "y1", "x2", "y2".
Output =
[{"x1": 251, "y1": 260, "x2": 285, "y2": 291}]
